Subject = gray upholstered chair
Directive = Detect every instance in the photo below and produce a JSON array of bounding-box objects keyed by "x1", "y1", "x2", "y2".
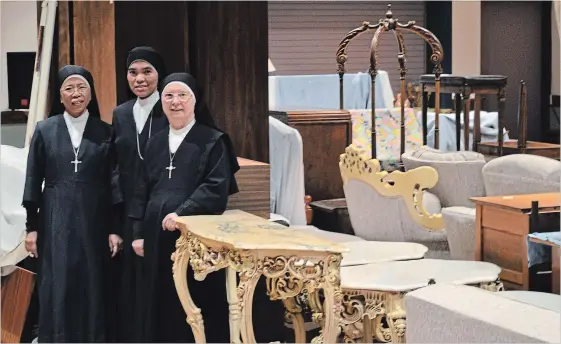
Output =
[
  {"x1": 402, "y1": 146, "x2": 487, "y2": 260},
  {"x1": 403, "y1": 147, "x2": 561, "y2": 260}
]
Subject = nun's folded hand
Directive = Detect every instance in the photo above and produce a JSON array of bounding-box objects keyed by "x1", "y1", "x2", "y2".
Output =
[
  {"x1": 162, "y1": 212, "x2": 179, "y2": 231},
  {"x1": 132, "y1": 239, "x2": 144, "y2": 257},
  {"x1": 25, "y1": 231, "x2": 38, "y2": 258},
  {"x1": 108, "y1": 234, "x2": 123, "y2": 258}
]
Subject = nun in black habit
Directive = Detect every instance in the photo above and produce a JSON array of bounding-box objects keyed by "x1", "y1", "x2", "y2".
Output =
[
  {"x1": 129, "y1": 73, "x2": 286, "y2": 343},
  {"x1": 128, "y1": 73, "x2": 239, "y2": 343},
  {"x1": 22, "y1": 65, "x2": 122, "y2": 343},
  {"x1": 109, "y1": 46, "x2": 168, "y2": 342}
]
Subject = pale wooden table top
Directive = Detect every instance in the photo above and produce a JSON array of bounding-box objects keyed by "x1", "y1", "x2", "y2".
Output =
[
  {"x1": 176, "y1": 210, "x2": 348, "y2": 253},
  {"x1": 470, "y1": 193, "x2": 561, "y2": 212}
]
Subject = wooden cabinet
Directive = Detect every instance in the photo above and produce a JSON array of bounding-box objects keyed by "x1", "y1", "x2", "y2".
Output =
[
  {"x1": 286, "y1": 110, "x2": 352, "y2": 202},
  {"x1": 471, "y1": 193, "x2": 560, "y2": 290},
  {"x1": 227, "y1": 158, "x2": 270, "y2": 219}
]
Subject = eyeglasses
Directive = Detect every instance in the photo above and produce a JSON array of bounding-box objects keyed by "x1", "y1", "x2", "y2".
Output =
[
  {"x1": 162, "y1": 92, "x2": 192, "y2": 103},
  {"x1": 61, "y1": 85, "x2": 89, "y2": 95}
]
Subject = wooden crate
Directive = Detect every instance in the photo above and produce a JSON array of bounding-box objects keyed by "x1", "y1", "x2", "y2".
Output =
[
  {"x1": 227, "y1": 158, "x2": 270, "y2": 219},
  {"x1": 1, "y1": 267, "x2": 36, "y2": 343}
]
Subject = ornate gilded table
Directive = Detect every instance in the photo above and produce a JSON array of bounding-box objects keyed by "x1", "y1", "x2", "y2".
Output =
[{"x1": 173, "y1": 210, "x2": 348, "y2": 344}]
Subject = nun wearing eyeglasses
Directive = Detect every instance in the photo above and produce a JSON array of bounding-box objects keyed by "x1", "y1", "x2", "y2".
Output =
[
  {"x1": 128, "y1": 73, "x2": 240, "y2": 343},
  {"x1": 22, "y1": 65, "x2": 123, "y2": 342}
]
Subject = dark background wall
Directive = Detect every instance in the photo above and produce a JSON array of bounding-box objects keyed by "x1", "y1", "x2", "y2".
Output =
[
  {"x1": 114, "y1": 1, "x2": 190, "y2": 104},
  {"x1": 188, "y1": 2, "x2": 269, "y2": 163},
  {"x1": 56, "y1": 1, "x2": 270, "y2": 163},
  {"x1": 481, "y1": 1, "x2": 544, "y2": 141},
  {"x1": 425, "y1": 1, "x2": 452, "y2": 109}
]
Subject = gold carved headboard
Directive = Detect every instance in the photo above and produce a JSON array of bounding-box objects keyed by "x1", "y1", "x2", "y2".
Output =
[{"x1": 339, "y1": 144, "x2": 444, "y2": 230}]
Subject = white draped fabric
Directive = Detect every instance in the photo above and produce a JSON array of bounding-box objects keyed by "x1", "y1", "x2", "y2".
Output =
[
  {"x1": 0, "y1": 145, "x2": 30, "y2": 275},
  {"x1": 268, "y1": 117, "x2": 307, "y2": 226}
]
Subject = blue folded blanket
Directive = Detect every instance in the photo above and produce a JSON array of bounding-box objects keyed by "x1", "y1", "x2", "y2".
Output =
[{"x1": 527, "y1": 231, "x2": 560, "y2": 267}]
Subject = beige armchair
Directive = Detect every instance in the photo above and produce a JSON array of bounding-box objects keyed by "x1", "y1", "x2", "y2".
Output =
[
  {"x1": 339, "y1": 145, "x2": 449, "y2": 258},
  {"x1": 401, "y1": 146, "x2": 487, "y2": 260}
]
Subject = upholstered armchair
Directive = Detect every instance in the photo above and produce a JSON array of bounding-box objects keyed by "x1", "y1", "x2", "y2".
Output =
[
  {"x1": 403, "y1": 149, "x2": 561, "y2": 260},
  {"x1": 339, "y1": 145, "x2": 449, "y2": 258},
  {"x1": 401, "y1": 146, "x2": 487, "y2": 260}
]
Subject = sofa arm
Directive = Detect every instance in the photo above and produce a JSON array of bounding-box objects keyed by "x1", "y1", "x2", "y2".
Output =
[
  {"x1": 405, "y1": 284, "x2": 561, "y2": 343},
  {"x1": 442, "y1": 206, "x2": 476, "y2": 261}
]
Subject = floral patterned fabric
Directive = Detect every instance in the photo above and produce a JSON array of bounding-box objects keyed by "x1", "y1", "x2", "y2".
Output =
[{"x1": 350, "y1": 108, "x2": 423, "y2": 170}]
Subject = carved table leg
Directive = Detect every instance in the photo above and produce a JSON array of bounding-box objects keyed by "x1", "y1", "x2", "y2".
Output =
[
  {"x1": 226, "y1": 266, "x2": 242, "y2": 344},
  {"x1": 339, "y1": 290, "x2": 385, "y2": 343},
  {"x1": 237, "y1": 264, "x2": 261, "y2": 343},
  {"x1": 283, "y1": 297, "x2": 306, "y2": 343},
  {"x1": 373, "y1": 315, "x2": 392, "y2": 343},
  {"x1": 172, "y1": 236, "x2": 206, "y2": 343},
  {"x1": 308, "y1": 289, "x2": 325, "y2": 328},
  {"x1": 385, "y1": 293, "x2": 406, "y2": 343},
  {"x1": 317, "y1": 255, "x2": 344, "y2": 344}
]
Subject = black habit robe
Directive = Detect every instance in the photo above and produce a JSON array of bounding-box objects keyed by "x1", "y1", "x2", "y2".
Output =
[
  {"x1": 108, "y1": 45, "x2": 168, "y2": 343},
  {"x1": 22, "y1": 114, "x2": 116, "y2": 343},
  {"x1": 109, "y1": 98, "x2": 168, "y2": 342},
  {"x1": 129, "y1": 122, "x2": 232, "y2": 343}
]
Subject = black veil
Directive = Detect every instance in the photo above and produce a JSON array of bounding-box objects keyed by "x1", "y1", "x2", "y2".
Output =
[
  {"x1": 161, "y1": 73, "x2": 240, "y2": 195},
  {"x1": 48, "y1": 65, "x2": 100, "y2": 118},
  {"x1": 125, "y1": 46, "x2": 167, "y2": 101}
]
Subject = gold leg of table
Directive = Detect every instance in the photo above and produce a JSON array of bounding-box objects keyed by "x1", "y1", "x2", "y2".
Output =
[
  {"x1": 385, "y1": 293, "x2": 406, "y2": 343},
  {"x1": 374, "y1": 315, "x2": 392, "y2": 343},
  {"x1": 315, "y1": 255, "x2": 344, "y2": 344},
  {"x1": 338, "y1": 290, "x2": 386, "y2": 343},
  {"x1": 237, "y1": 265, "x2": 261, "y2": 343},
  {"x1": 172, "y1": 236, "x2": 206, "y2": 343},
  {"x1": 226, "y1": 266, "x2": 242, "y2": 344},
  {"x1": 283, "y1": 297, "x2": 306, "y2": 343},
  {"x1": 308, "y1": 290, "x2": 325, "y2": 328}
]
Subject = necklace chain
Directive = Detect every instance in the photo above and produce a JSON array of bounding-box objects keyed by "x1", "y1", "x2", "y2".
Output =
[{"x1": 136, "y1": 112, "x2": 153, "y2": 161}]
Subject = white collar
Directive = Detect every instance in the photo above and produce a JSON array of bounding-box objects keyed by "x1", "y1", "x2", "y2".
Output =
[
  {"x1": 169, "y1": 118, "x2": 196, "y2": 137},
  {"x1": 63, "y1": 110, "x2": 89, "y2": 123},
  {"x1": 168, "y1": 119, "x2": 196, "y2": 154},
  {"x1": 137, "y1": 91, "x2": 160, "y2": 107}
]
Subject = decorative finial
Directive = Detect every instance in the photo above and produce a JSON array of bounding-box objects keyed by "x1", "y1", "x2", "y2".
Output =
[{"x1": 386, "y1": 4, "x2": 393, "y2": 18}]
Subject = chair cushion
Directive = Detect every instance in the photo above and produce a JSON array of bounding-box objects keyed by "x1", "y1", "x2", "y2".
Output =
[
  {"x1": 410, "y1": 146, "x2": 485, "y2": 162},
  {"x1": 402, "y1": 147, "x2": 486, "y2": 208},
  {"x1": 482, "y1": 154, "x2": 561, "y2": 196}
]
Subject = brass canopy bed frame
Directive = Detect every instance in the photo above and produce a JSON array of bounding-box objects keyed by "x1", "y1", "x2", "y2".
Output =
[{"x1": 336, "y1": 4, "x2": 444, "y2": 164}]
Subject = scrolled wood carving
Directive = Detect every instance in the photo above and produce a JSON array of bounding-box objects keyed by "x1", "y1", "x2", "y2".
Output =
[
  {"x1": 187, "y1": 235, "x2": 230, "y2": 281},
  {"x1": 339, "y1": 144, "x2": 445, "y2": 230}
]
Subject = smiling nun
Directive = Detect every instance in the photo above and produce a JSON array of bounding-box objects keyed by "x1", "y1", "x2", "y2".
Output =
[
  {"x1": 128, "y1": 72, "x2": 240, "y2": 343},
  {"x1": 22, "y1": 65, "x2": 122, "y2": 342}
]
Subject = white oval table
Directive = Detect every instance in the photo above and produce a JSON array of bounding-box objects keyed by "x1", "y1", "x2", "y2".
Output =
[
  {"x1": 340, "y1": 241, "x2": 428, "y2": 267},
  {"x1": 314, "y1": 259, "x2": 503, "y2": 343},
  {"x1": 301, "y1": 241, "x2": 429, "y2": 343}
]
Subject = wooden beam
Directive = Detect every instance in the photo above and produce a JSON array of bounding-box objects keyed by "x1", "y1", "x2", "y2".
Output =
[
  {"x1": 189, "y1": 2, "x2": 269, "y2": 162},
  {"x1": 73, "y1": 1, "x2": 116, "y2": 123},
  {"x1": 57, "y1": 1, "x2": 71, "y2": 69}
]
